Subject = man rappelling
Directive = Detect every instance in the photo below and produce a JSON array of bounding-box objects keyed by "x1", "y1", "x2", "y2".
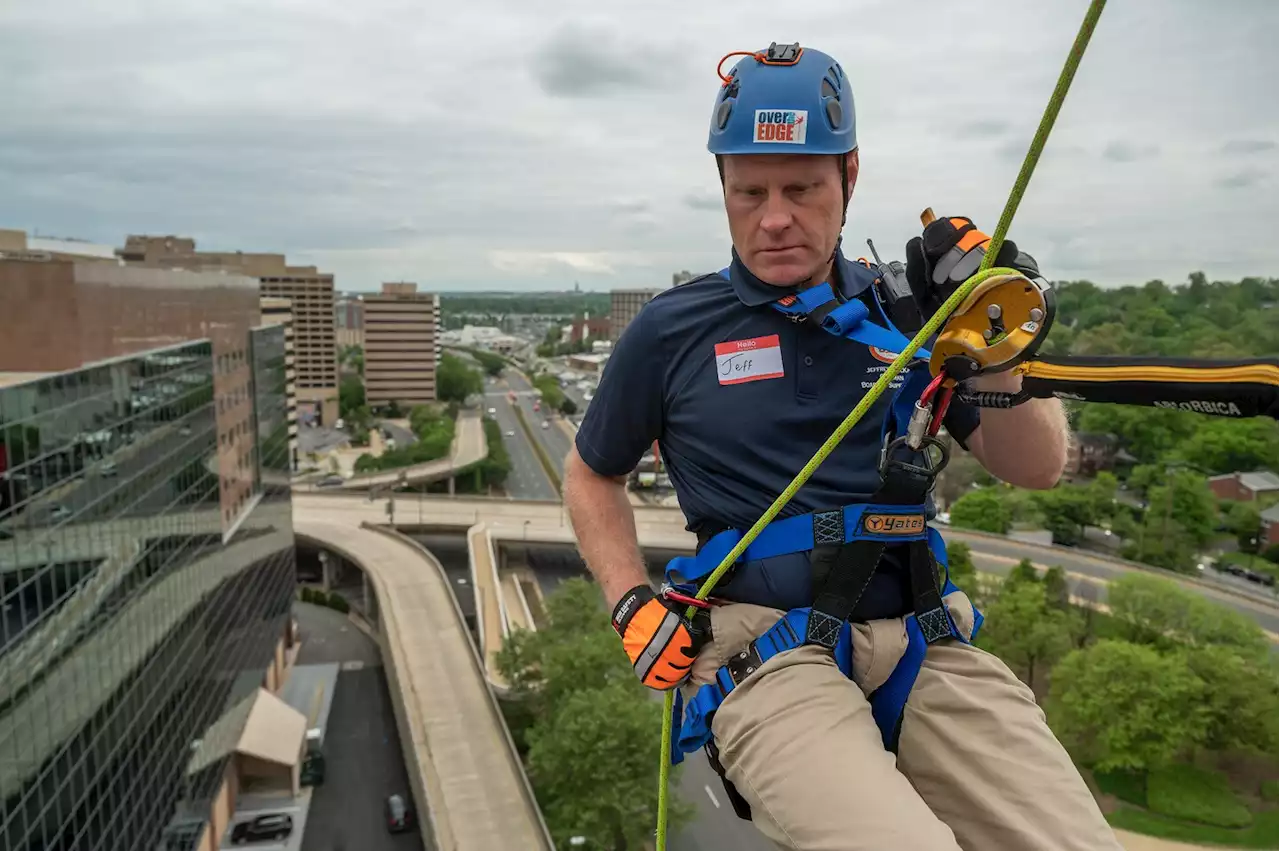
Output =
[{"x1": 564, "y1": 43, "x2": 1122, "y2": 850}]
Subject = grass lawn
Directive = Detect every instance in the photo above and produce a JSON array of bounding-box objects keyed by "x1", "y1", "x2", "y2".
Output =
[
  {"x1": 1107, "y1": 808, "x2": 1278, "y2": 848},
  {"x1": 1096, "y1": 765, "x2": 1279, "y2": 848}
]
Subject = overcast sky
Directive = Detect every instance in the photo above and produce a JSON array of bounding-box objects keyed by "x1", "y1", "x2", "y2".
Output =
[{"x1": 1, "y1": 0, "x2": 1276, "y2": 292}]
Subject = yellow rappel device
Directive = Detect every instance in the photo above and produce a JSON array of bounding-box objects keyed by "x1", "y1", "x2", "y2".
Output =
[
  {"x1": 922, "y1": 207, "x2": 1280, "y2": 420},
  {"x1": 653, "y1": 1, "x2": 1276, "y2": 847}
]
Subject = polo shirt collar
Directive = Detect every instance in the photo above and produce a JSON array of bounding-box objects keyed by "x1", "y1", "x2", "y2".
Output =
[{"x1": 727, "y1": 240, "x2": 872, "y2": 308}]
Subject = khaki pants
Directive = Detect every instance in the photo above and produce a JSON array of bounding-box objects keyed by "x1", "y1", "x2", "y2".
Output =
[{"x1": 683, "y1": 592, "x2": 1121, "y2": 851}]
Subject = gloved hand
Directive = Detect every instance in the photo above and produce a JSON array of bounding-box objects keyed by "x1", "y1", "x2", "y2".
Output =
[
  {"x1": 611, "y1": 585, "x2": 701, "y2": 690},
  {"x1": 904, "y1": 216, "x2": 1042, "y2": 317}
]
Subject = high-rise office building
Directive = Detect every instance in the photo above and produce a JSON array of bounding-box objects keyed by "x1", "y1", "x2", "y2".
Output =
[
  {"x1": 259, "y1": 297, "x2": 298, "y2": 471},
  {"x1": 362, "y1": 282, "x2": 441, "y2": 409},
  {"x1": 610, "y1": 288, "x2": 662, "y2": 341},
  {"x1": 118, "y1": 236, "x2": 339, "y2": 426},
  {"x1": 334, "y1": 294, "x2": 364, "y2": 350},
  {"x1": 0, "y1": 252, "x2": 297, "y2": 851}
]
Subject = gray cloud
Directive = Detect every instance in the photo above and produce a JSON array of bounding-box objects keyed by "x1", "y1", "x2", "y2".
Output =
[
  {"x1": 954, "y1": 119, "x2": 1010, "y2": 139},
  {"x1": 1102, "y1": 141, "x2": 1159, "y2": 163},
  {"x1": 683, "y1": 191, "x2": 723, "y2": 212},
  {"x1": 1221, "y1": 139, "x2": 1278, "y2": 155},
  {"x1": 0, "y1": 0, "x2": 1276, "y2": 291},
  {"x1": 529, "y1": 24, "x2": 682, "y2": 98},
  {"x1": 1217, "y1": 168, "x2": 1271, "y2": 189}
]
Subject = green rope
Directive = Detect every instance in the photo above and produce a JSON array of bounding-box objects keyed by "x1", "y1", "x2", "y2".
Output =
[{"x1": 654, "y1": 2, "x2": 1106, "y2": 846}]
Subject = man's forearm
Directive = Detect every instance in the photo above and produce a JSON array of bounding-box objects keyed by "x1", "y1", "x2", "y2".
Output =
[
  {"x1": 966, "y1": 371, "x2": 1068, "y2": 489},
  {"x1": 563, "y1": 448, "x2": 651, "y2": 607}
]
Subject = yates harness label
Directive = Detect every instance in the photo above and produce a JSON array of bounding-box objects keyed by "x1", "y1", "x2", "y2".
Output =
[
  {"x1": 715, "y1": 334, "x2": 785, "y2": 385},
  {"x1": 755, "y1": 109, "x2": 808, "y2": 144},
  {"x1": 862, "y1": 513, "x2": 926, "y2": 536}
]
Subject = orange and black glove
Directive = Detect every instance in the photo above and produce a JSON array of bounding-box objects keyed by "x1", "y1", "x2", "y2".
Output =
[
  {"x1": 904, "y1": 215, "x2": 1041, "y2": 317},
  {"x1": 611, "y1": 585, "x2": 702, "y2": 691}
]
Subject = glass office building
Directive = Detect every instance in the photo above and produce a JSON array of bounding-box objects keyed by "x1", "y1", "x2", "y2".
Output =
[{"x1": 0, "y1": 326, "x2": 295, "y2": 850}]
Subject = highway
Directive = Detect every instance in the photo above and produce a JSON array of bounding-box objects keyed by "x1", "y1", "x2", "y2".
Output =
[
  {"x1": 503, "y1": 370, "x2": 574, "y2": 479},
  {"x1": 483, "y1": 378, "x2": 558, "y2": 500}
]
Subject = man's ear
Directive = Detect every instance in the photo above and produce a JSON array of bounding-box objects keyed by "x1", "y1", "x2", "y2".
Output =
[{"x1": 846, "y1": 149, "x2": 860, "y2": 198}]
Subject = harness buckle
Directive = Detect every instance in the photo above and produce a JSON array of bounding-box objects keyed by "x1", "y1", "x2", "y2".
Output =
[{"x1": 725, "y1": 644, "x2": 764, "y2": 686}]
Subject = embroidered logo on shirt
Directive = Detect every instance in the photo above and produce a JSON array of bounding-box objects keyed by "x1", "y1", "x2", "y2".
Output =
[
  {"x1": 868, "y1": 346, "x2": 897, "y2": 364},
  {"x1": 715, "y1": 334, "x2": 785, "y2": 385}
]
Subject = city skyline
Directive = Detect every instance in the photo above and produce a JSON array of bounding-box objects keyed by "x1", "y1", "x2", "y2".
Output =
[{"x1": 1, "y1": 1, "x2": 1276, "y2": 293}]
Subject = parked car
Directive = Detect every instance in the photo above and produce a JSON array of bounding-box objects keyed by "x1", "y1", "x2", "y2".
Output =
[
  {"x1": 317, "y1": 475, "x2": 345, "y2": 488},
  {"x1": 386, "y1": 793, "x2": 414, "y2": 833},
  {"x1": 230, "y1": 813, "x2": 293, "y2": 844}
]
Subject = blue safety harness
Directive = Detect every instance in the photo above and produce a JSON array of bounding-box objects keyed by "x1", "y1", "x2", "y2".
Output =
[{"x1": 663, "y1": 267, "x2": 984, "y2": 820}]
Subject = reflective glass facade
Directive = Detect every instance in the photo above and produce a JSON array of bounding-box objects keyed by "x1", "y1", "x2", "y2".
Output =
[{"x1": 0, "y1": 329, "x2": 295, "y2": 850}]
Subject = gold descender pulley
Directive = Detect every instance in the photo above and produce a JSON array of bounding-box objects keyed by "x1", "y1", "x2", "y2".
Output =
[{"x1": 919, "y1": 208, "x2": 1280, "y2": 420}]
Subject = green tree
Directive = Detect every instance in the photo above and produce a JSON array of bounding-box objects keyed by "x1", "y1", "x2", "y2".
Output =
[
  {"x1": 1032, "y1": 485, "x2": 1096, "y2": 546},
  {"x1": 532, "y1": 374, "x2": 566, "y2": 413},
  {"x1": 464, "y1": 347, "x2": 508, "y2": 377},
  {"x1": 1105, "y1": 573, "x2": 1270, "y2": 662},
  {"x1": 1042, "y1": 565, "x2": 1071, "y2": 610},
  {"x1": 1074, "y1": 406, "x2": 1199, "y2": 465},
  {"x1": 1007, "y1": 558, "x2": 1041, "y2": 586},
  {"x1": 1173, "y1": 418, "x2": 1278, "y2": 476},
  {"x1": 1179, "y1": 644, "x2": 1279, "y2": 756},
  {"x1": 526, "y1": 683, "x2": 688, "y2": 849},
  {"x1": 495, "y1": 578, "x2": 694, "y2": 846},
  {"x1": 436, "y1": 354, "x2": 483, "y2": 404},
  {"x1": 338, "y1": 374, "x2": 365, "y2": 419},
  {"x1": 949, "y1": 488, "x2": 1010, "y2": 534},
  {"x1": 1048, "y1": 640, "x2": 1208, "y2": 772},
  {"x1": 980, "y1": 579, "x2": 1077, "y2": 695},
  {"x1": 1224, "y1": 500, "x2": 1264, "y2": 554},
  {"x1": 944, "y1": 541, "x2": 976, "y2": 591}
]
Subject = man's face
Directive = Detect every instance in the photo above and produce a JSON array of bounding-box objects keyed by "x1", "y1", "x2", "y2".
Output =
[{"x1": 722, "y1": 151, "x2": 858, "y2": 287}]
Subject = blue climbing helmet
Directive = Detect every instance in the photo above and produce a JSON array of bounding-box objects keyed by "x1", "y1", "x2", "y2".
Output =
[{"x1": 707, "y1": 43, "x2": 857, "y2": 156}]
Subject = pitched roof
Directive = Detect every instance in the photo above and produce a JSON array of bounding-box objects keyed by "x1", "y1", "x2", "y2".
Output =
[{"x1": 1238, "y1": 471, "x2": 1279, "y2": 492}]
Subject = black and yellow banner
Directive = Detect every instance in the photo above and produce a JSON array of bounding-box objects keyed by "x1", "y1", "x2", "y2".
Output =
[{"x1": 1018, "y1": 356, "x2": 1279, "y2": 419}]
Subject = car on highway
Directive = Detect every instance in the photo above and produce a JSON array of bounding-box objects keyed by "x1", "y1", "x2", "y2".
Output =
[
  {"x1": 386, "y1": 793, "x2": 414, "y2": 833},
  {"x1": 504, "y1": 430, "x2": 515, "y2": 437},
  {"x1": 230, "y1": 813, "x2": 293, "y2": 844},
  {"x1": 317, "y1": 475, "x2": 345, "y2": 488},
  {"x1": 541, "y1": 421, "x2": 550, "y2": 429},
  {"x1": 487, "y1": 407, "x2": 497, "y2": 415}
]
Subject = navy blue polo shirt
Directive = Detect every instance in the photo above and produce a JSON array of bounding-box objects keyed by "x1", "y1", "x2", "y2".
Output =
[{"x1": 575, "y1": 249, "x2": 981, "y2": 616}]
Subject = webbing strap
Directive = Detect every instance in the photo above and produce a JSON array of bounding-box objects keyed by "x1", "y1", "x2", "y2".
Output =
[
  {"x1": 715, "y1": 266, "x2": 930, "y2": 358},
  {"x1": 672, "y1": 608, "x2": 853, "y2": 763},
  {"x1": 806, "y1": 539, "x2": 885, "y2": 648},
  {"x1": 665, "y1": 502, "x2": 929, "y2": 587}
]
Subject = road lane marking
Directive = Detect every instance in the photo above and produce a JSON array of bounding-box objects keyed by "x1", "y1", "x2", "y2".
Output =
[{"x1": 704, "y1": 784, "x2": 721, "y2": 809}]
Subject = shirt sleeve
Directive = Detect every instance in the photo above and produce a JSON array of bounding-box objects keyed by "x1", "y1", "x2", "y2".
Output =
[
  {"x1": 574, "y1": 304, "x2": 665, "y2": 477},
  {"x1": 942, "y1": 396, "x2": 981, "y2": 450}
]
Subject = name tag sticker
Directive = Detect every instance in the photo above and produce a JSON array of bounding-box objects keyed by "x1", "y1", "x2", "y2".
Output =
[{"x1": 715, "y1": 334, "x2": 785, "y2": 385}]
